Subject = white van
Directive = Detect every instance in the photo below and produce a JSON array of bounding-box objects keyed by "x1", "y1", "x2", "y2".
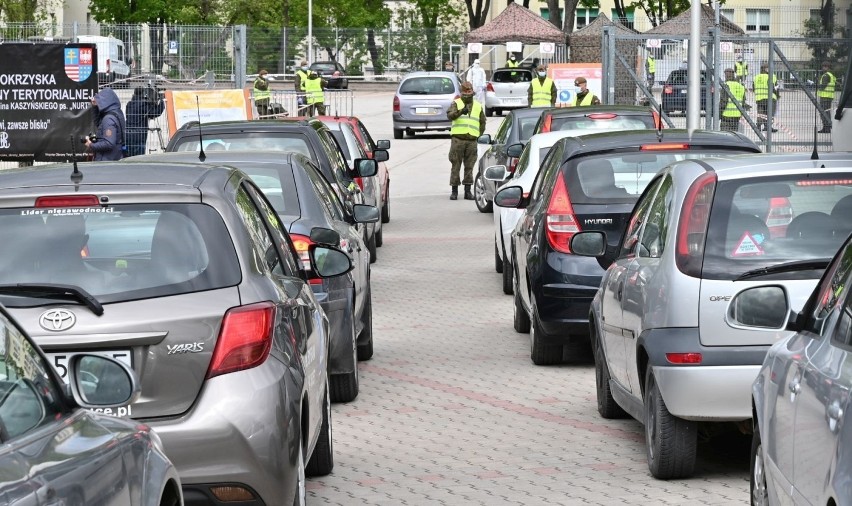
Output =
[{"x1": 76, "y1": 35, "x2": 131, "y2": 84}]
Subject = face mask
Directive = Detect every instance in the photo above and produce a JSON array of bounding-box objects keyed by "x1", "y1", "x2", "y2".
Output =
[
  {"x1": 462, "y1": 95, "x2": 473, "y2": 104},
  {"x1": 301, "y1": 66, "x2": 308, "y2": 71},
  {"x1": 538, "y1": 72, "x2": 546, "y2": 78}
]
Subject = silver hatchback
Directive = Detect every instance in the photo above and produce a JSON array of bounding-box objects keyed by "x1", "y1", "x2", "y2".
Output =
[
  {"x1": 392, "y1": 71, "x2": 461, "y2": 139},
  {"x1": 572, "y1": 152, "x2": 852, "y2": 479}
]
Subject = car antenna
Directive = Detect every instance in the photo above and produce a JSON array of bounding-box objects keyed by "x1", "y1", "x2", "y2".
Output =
[
  {"x1": 656, "y1": 101, "x2": 663, "y2": 142},
  {"x1": 68, "y1": 134, "x2": 83, "y2": 184},
  {"x1": 196, "y1": 96, "x2": 206, "y2": 162}
]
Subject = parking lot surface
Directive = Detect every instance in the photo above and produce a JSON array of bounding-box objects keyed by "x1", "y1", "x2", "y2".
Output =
[{"x1": 307, "y1": 91, "x2": 751, "y2": 505}]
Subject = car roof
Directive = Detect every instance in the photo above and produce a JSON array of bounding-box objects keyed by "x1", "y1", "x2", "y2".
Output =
[
  {"x1": 133, "y1": 151, "x2": 298, "y2": 167},
  {"x1": 680, "y1": 152, "x2": 852, "y2": 179},
  {"x1": 545, "y1": 105, "x2": 654, "y2": 117},
  {"x1": 508, "y1": 108, "x2": 549, "y2": 120},
  {"x1": 553, "y1": 129, "x2": 760, "y2": 156},
  {"x1": 175, "y1": 118, "x2": 325, "y2": 133}
]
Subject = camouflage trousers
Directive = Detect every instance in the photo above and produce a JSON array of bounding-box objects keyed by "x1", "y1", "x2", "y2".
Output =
[{"x1": 448, "y1": 137, "x2": 477, "y2": 186}]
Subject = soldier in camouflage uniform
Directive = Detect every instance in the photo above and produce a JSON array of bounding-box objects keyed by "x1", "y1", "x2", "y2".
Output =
[{"x1": 446, "y1": 81, "x2": 486, "y2": 200}]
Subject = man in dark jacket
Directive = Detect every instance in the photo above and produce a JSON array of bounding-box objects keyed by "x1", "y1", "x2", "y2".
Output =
[
  {"x1": 125, "y1": 86, "x2": 165, "y2": 157},
  {"x1": 86, "y1": 87, "x2": 126, "y2": 161}
]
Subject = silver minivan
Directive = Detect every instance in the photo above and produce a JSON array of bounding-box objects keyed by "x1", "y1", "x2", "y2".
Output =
[
  {"x1": 571, "y1": 152, "x2": 852, "y2": 479},
  {"x1": 392, "y1": 71, "x2": 461, "y2": 139}
]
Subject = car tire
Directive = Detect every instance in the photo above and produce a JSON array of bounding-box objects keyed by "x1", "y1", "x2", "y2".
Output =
[
  {"x1": 293, "y1": 436, "x2": 306, "y2": 506},
  {"x1": 750, "y1": 425, "x2": 770, "y2": 506},
  {"x1": 330, "y1": 313, "x2": 359, "y2": 403},
  {"x1": 644, "y1": 370, "x2": 697, "y2": 479},
  {"x1": 357, "y1": 289, "x2": 374, "y2": 361},
  {"x1": 501, "y1": 248, "x2": 513, "y2": 295},
  {"x1": 486, "y1": 107, "x2": 493, "y2": 117},
  {"x1": 474, "y1": 174, "x2": 493, "y2": 213},
  {"x1": 594, "y1": 334, "x2": 627, "y2": 419},
  {"x1": 367, "y1": 231, "x2": 377, "y2": 263},
  {"x1": 494, "y1": 239, "x2": 503, "y2": 273},
  {"x1": 375, "y1": 223, "x2": 383, "y2": 247},
  {"x1": 393, "y1": 129, "x2": 403, "y2": 140},
  {"x1": 306, "y1": 377, "x2": 334, "y2": 476},
  {"x1": 406, "y1": 130, "x2": 415, "y2": 137},
  {"x1": 530, "y1": 304, "x2": 562, "y2": 365},
  {"x1": 381, "y1": 183, "x2": 390, "y2": 223},
  {"x1": 512, "y1": 260, "x2": 530, "y2": 333}
]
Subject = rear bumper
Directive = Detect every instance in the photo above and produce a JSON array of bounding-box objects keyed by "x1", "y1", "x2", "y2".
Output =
[
  {"x1": 532, "y1": 253, "x2": 603, "y2": 342},
  {"x1": 392, "y1": 116, "x2": 451, "y2": 132},
  {"x1": 484, "y1": 95, "x2": 528, "y2": 109},
  {"x1": 652, "y1": 365, "x2": 761, "y2": 421}
]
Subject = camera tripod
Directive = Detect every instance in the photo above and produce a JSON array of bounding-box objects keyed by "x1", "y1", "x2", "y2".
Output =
[{"x1": 148, "y1": 106, "x2": 166, "y2": 153}]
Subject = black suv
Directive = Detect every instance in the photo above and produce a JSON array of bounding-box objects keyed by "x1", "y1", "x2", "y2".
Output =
[
  {"x1": 166, "y1": 118, "x2": 380, "y2": 261},
  {"x1": 661, "y1": 69, "x2": 712, "y2": 114}
]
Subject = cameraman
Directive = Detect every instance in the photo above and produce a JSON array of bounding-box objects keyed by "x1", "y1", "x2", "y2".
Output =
[
  {"x1": 125, "y1": 85, "x2": 165, "y2": 157},
  {"x1": 86, "y1": 87, "x2": 126, "y2": 161}
]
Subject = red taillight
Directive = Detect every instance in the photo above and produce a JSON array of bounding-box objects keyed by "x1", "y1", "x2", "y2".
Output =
[
  {"x1": 541, "y1": 114, "x2": 553, "y2": 133},
  {"x1": 508, "y1": 157, "x2": 519, "y2": 174},
  {"x1": 354, "y1": 176, "x2": 365, "y2": 190},
  {"x1": 545, "y1": 172, "x2": 580, "y2": 254},
  {"x1": 641, "y1": 143, "x2": 689, "y2": 151},
  {"x1": 676, "y1": 172, "x2": 717, "y2": 277},
  {"x1": 207, "y1": 302, "x2": 275, "y2": 379},
  {"x1": 766, "y1": 197, "x2": 792, "y2": 237},
  {"x1": 393, "y1": 96, "x2": 400, "y2": 112},
  {"x1": 35, "y1": 195, "x2": 100, "y2": 207},
  {"x1": 664, "y1": 85, "x2": 673, "y2": 94},
  {"x1": 666, "y1": 352, "x2": 703, "y2": 364},
  {"x1": 587, "y1": 113, "x2": 617, "y2": 119},
  {"x1": 290, "y1": 233, "x2": 322, "y2": 285},
  {"x1": 486, "y1": 82, "x2": 494, "y2": 92}
]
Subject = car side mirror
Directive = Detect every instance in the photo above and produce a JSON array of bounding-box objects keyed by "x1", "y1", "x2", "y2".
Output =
[
  {"x1": 373, "y1": 149, "x2": 389, "y2": 162},
  {"x1": 310, "y1": 227, "x2": 341, "y2": 246},
  {"x1": 726, "y1": 285, "x2": 791, "y2": 330},
  {"x1": 352, "y1": 204, "x2": 380, "y2": 224},
  {"x1": 353, "y1": 158, "x2": 378, "y2": 177},
  {"x1": 493, "y1": 186, "x2": 525, "y2": 208},
  {"x1": 67, "y1": 354, "x2": 140, "y2": 408},
  {"x1": 309, "y1": 246, "x2": 353, "y2": 278},
  {"x1": 376, "y1": 139, "x2": 391, "y2": 150},
  {"x1": 506, "y1": 143, "x2": 524, "y2": 158},
  {"x1": 484, "y1": 165, "x2": 508, "y2": 182},
  {"x1": 477, "y1": 134, "x2": 492, "y2": 145},
  {"x1": 570, "y1": 231, "x2": 607, "y2": 257}
]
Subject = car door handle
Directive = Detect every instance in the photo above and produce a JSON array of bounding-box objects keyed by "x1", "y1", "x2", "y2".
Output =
[
  {"x1": 788, "y1": 379, "x2": 801, "y2": 396},
  {"x1": 828, "y1": 401, "x2": 844, "y2": 421}
]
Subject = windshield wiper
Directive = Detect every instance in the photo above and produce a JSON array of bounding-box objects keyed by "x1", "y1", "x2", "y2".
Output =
[
  {"x1": 0, "y1": 284, "x2": 103, "y2": 316},
  {"x1": 735, "y1": 258, "x2": 831, "y2": 281}
]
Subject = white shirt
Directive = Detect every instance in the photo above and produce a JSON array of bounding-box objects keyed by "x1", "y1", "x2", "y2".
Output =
[{"x1": 467, "y1": 65, "x2": 487, "y2": 90}]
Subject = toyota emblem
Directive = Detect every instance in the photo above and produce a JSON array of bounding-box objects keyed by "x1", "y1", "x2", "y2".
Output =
[{"x1": 39, "y1": 309, "x2": 77, "y2": 332}]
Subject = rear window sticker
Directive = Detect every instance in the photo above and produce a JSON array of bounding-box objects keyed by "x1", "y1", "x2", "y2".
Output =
[{"x1": 731, "y1": 231, "x2": 765, "y2": 257}]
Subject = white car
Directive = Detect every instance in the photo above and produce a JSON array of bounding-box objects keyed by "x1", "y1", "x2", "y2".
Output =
[{"x1": 486, "y1": 131, "x2": 580, "y2": 295}]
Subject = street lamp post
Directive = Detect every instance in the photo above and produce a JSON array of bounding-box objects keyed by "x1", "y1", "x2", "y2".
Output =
[{"x1": 308, "y1": 0, "x2": 313, "y2": 64}]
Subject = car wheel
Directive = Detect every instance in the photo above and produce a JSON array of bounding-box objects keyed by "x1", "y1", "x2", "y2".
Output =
[
  {"x1": 406, "y1": 130, "x2": 415, "y2": 137},
  {"x1": 393, "y1": 129, "x2": 403, "y2": 140},
  {"x1": 530, "y1": 303, "x2": 562, "y2": 365},
  {"x1": 486, "y1": 107, "x2": 493, "y2": 117},
  {"x1": 644, "y1": 370, "x2": 697, "y2": 479},
  {"x1": 357, "y1": 289, "x2": 374, "y2": 361},
  {"x1": 474, "y1": 174, "x2": 493, "y2": 213},
  {"x1": 367, "y1": 231, "x2": 377, "y2": 263},
  {"x1": 160, "y1": 490, "x2": 180, "y2": 506},
  {"x1": 381, "y1": 183, "x2": 390, "y2": 223},
  {"x1": 330, "y1": 312, "x2": 359, "y2": 402},
  {"x1": 306, "y1": 377, "x2": 334, "y2": 476},
  {"x1": 750, "y1": 425, "x2": 770, "y2": 506},
  {"x1": 494, "y1": 239, "x2": 503, "y2": 273},
  {"x1": 594, "y1": 334, "x2": 627, "y2": 419},
  {"x1": 375, "y1": 222, "x2": 383, "y2": 247},
  {"x1": 512, "y1": 259, "x2": 530, "y2": 333},
  {"x1": 293, "y1": 436, "x2": 306, "y2": 506},
  {"x1": 501, "y1": 248, "x2": 513, "y2": 295}
]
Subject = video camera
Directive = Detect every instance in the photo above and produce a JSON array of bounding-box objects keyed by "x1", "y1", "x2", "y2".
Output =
[
  {"x1": 141, "y1": 85, "x2": 164, "y2": 104},
  {"x1": 80, "y1": 134, "x2": 98, "y2": 144}
]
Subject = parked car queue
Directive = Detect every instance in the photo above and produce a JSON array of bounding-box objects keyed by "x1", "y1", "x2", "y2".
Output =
[{"x1": 0, "y1": 112, "x2": 395, "y2": 505}]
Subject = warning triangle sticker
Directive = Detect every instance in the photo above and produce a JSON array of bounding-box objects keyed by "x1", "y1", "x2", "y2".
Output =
[{"x1": 731, "y1": 231, "x2": 764, "y2": 257}]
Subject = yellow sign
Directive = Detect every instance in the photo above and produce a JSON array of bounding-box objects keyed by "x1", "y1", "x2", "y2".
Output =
[{"x1": 166, "y1": 89, "x2": 253, "y2": 138}]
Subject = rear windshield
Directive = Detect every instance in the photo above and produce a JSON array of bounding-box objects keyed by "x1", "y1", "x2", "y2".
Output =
[
  {"x1": 0, "y1": 204, "x2": 240, "y2": 306},
  {"x1": 493, "y1": 71, "x2": 532, "y2": 83},
  {"x1": 399, "y1": 77, "x2": 457, "y2": 95},
  {"x1": 173, "y1": 133, "x2": 313, "y2": 157},
  {"x1": 564, "y1": 150, "x2": 748, "y2": 205},
  {"x1": 550, "y1": 114, "x2": 657, "y2": 133},
  {"x1": 702, "y1": 175, "x2": 852, "y2": 280},
  {"x1": 311, "y1": 63, "x2": 337, "y2": 72}
]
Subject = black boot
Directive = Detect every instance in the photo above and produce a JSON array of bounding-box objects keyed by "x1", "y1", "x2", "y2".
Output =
[
  {"x1": 464, "y1": 185, "x2": 474, "y2": 200},
  {"x1": 450, "y1": 186, "x2": 458, "y2": 200}
]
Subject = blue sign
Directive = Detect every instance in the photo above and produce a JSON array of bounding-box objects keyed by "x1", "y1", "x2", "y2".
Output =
[
  {"x1": 558, "y1": 89, "x2": 574, "y2": 104},
  {"x1": 168, "y1": 41, "x2": 178, "y2": 55}
]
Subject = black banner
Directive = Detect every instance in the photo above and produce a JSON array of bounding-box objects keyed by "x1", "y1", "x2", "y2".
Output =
[{"x1": 0, "y1": 43, "x2": 98, "y2": 162}]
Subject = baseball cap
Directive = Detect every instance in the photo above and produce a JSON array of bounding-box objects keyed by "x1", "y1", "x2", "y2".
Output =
[
  {"x1": 536, "y1": 65, "x2": 546, "y2": 72},
  {"x1": 460, "y1": 82, "x2": 474, "y2": 95}
]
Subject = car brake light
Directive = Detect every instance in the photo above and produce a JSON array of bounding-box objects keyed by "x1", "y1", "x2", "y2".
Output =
[
  {"x1": 541, "y1": 114, "x2": 553, "y2": 133},
  {"x1": 664, "y1": 85, "x2": 673, "y2": 94},
  {"x1": 486, "y1": 82, "x2": 494, "y2": 92},
  {"x1": 545, "y1": 172, "x2": 580, "y2": 254},
  {"x1": 207, "y1": 302, "x2": 275, "y2": 379},
  {"x1": 640, "y1": 143, "x2": 689, "y2": 151},
  {"x1": 676, "y1": 172, "x2": 717, "y2": 277},
  {"x1": 290, "y1": 233, "x2": 323, "y2": 285},
  {"x1": 796, "y1": 179, "x2": 852, "y2": 186},
  {"x1": 35, "y1": 195, "x2": 100, "y2": 207},
  {"x1": 393, "y1": 96, "x2": 400, "y2": 112},
  {"x1": 587, "y1": 113, "x2": 617, "y2": 119},
  {"x1": 666, "y1": 352, "x2": 702, "y2": 364}
]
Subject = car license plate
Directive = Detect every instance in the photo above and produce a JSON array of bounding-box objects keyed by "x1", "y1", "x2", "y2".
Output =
[
  {"x1": 48, "y1": 350, "x2": 133, "y2": 384},
  {"x1": 415, "y1": 107, "x2": 432, "y2": 115}
]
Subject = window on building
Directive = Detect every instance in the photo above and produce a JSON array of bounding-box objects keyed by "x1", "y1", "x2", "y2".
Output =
[
  {"x1": 576, "y1": 8, "x2": 599, "y2": 29},
  {"x1": 746, "y1": 9, "x2": 770, "y2": 33},
  {"x1": 611, "y1": 8, "x2": 635, "y2": 29},
  {"x1": 721, "y1": 9, "x2": 734, "y2": 23},
  {"x1": 540, "y1": 8, "x2": 564, "y2": 22}
]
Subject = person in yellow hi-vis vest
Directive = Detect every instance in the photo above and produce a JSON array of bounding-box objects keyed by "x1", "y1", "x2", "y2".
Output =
[
  {"x1": 570, "y1": 77, "x2": 601, "y2": 106},
  {"x1": 646, "y1": 50, "x2": 656, "y2": 87},
  {"x1": 752, "y1": 64, "x2": 778, "y2": 132},
  {"x1": 818, "y1": 61, "x2": 836, "y2": 133},
  {"x1": 446, "y1": 82, "x2": 486, "y2": 200},
  {"x1": 720, "y1": 68, "x2": 747, "y2": 132},
  {"x1": 506, "y1": 54, "x2": 519, "y2": 78},
  {"x1": 304, "y1": 70, "x2": 328, "y2": 116},
  {"x1": 295, "y1": 60, "x2": 310, "y2": 110},
  {"x1": 734, "y1": 55, "x2": 749, "y2": 84},
  {"x1": 253, "y1": 69, "x2": 271, "y2": 118},
  {"x1": 527, "y1": 65, "x2": 556, "y2": 107}
]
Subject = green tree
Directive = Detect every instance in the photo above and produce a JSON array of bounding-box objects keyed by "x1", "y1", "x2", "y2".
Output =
[{"x1": 798, "y1": 0, "x2": 848, "y2": 70}]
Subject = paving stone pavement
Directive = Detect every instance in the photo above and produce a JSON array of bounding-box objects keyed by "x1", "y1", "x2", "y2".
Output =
[{"x1": 305, "y1": 92, "x2": 751, "y2": 505}]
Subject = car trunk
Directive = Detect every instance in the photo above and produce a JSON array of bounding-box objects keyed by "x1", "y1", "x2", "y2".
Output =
[
  {"x1": 571, "y1": 204, "x2": 633, "y2": 246},
  {"x1": 490, "y1": 82, "x2": 528, "y2": 105},
  {"x1": 398, "y1": 95, "x2": 454, "y2": 122}
]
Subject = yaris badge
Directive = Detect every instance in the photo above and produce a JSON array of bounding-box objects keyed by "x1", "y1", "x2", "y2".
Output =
[{"x1": 39, "y1": 309, "x2": 76, "y2": 331}]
